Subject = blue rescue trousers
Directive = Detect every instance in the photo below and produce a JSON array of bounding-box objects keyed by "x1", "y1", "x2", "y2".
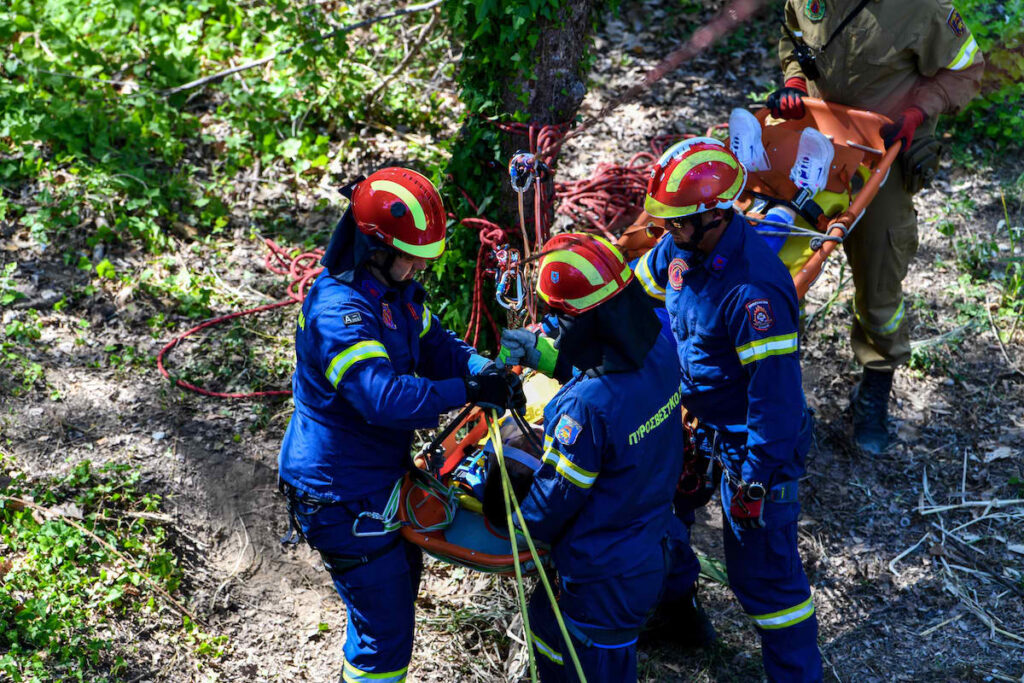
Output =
[
  {"x1": 287, "y1": 485, "x2": 420, "y2": 683},
  {"x1": 719, "y1": 473, "x2": 821, "y2": 682},
  {"x1": 672, "y1": 465, "x2": 821, "y2": 680},
  {"x1": 529, "y1": 530, "x2": 699, "y2": 683}
]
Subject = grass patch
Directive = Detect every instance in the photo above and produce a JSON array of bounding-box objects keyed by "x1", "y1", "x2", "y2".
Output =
[{"x1": 0, "y1": 458, "x2": 222, "y2": 682}]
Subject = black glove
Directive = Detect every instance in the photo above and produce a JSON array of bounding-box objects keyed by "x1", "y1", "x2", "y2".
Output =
[
  {"x1": 766, "y1": 78, "x2": 808, "y2": 120},
  {"x1": 464, "y1": 367, "x2": 526, "y2": 414}
]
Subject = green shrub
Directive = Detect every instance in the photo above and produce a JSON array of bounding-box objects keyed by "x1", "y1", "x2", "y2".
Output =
[
  {"x1": 0, "y1": 459, "x2": 213, "y2": 682},
  {"x1": 950, "y1": 1, "x2": 1024, "y2": 147}
]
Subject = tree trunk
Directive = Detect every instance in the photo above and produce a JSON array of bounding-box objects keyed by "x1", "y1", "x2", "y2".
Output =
[{"x1": 498, "y1": 0, "x2": 595, "y2": 236}]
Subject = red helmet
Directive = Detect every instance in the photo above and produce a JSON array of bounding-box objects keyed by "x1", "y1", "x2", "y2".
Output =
[
  {"x1": 351, "y1": 167, "x2": 447, "y2": 259},
  {"x1": 536, "y1": 233, "x2": 633, "y2": 315},
  {"x1": 644, "y1": 137, "x2": 747, "y2": 220}
]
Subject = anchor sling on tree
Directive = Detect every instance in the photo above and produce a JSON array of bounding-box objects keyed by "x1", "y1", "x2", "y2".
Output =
[
  {"x1": 277, "y1": 167, "x2": 524, "y2": 683},
  {"x1": 769, "y1": 0, "x2": 985, "y2": 454},
  {"x1": 635, "y1": 138, "x2": 822, "y2": 681}
]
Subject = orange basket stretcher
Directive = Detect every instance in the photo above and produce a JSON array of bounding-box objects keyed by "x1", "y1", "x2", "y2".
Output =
[
  {"x1": 617, "y1": 98, "x2": 900, "y2": 298},
  {"x1": 396, "y1": 410, "x2": 545, "y2": 574}
]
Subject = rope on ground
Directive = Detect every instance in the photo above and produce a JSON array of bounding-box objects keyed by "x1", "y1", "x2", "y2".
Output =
[{"x1": 156, "y1": 239, "x2": 321, "y2": 399}]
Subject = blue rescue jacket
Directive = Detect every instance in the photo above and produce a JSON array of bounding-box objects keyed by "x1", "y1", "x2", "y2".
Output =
[
  {"x1": 278, "y1": 268, "x2": 487, "y2": 502},
  {"x1": 519, "y1": 336, "x2": 684, "y2": 583},
  {"x1": 634, "y1": 214, "x2": 808, "y2": 485}
]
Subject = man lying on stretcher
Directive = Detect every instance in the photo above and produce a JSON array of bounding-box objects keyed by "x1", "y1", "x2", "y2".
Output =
[{"x1": 497, "y1": 234, "x2": 710, "y2": 683}]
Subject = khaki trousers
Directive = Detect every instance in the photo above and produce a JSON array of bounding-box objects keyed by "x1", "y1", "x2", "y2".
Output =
[{"x1": 842, "y1": 157, "x2": 919, "y2": 371}]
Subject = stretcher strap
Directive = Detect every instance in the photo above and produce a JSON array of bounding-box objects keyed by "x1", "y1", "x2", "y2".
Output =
[
  {"x1": 406, "y1": 470, "x2": 459, "y2": 533},
  {"x1": 488, "y1": 411, "x2": 587, "y2": 683}
]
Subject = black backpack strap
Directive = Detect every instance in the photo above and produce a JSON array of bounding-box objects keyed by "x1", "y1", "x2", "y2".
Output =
[{"x1": 822, "y1": 0, "x2": 873, "y2": 51}]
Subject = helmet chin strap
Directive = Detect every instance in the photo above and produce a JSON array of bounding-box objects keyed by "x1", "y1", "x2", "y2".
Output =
[
  {"x1": 368, "y1": 245, "x2": 407, "y2": 289},
  {"x1": 673, "y1": 212, "x2": 724, "y2": 252}
]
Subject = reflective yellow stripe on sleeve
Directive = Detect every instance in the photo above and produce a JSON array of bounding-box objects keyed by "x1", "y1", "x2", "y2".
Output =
[
  {"x1": 749, "y1": 596, "x2": 815, "y2": 631},
  {"x1": 946, "y1": 36, "x2": 979, "y2": 71},
  {"x1": 297, "y1": 310, "x2": 306, "y2": 331},
  {"x1": 342, "y1": 660, "x2": 408, "y2": 683},
  {"x1": 735, "y1": 332, "x2": 798, "y2": 366},
  {"x1": 541, "y1": 436, "x2": 598, "y2": 489},
  {"x1": 419, "y1": 306, "x2": 433, "y2": 338},
  {"x1": 325, "y1": 340, "x2": 389, "y2": 388},
  {"x1": 635, "y1": 250, "x2": 666, "y2": 302}
]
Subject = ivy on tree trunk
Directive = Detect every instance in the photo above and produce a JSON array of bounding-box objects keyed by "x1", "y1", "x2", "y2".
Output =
[{"x1": 437, "y1": 0, "x2": 600, "y2": 344}]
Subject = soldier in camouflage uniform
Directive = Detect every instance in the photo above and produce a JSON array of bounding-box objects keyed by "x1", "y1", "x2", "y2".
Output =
[{"x1": 768, "y1": 0, "x2": 984, "y2": 453}]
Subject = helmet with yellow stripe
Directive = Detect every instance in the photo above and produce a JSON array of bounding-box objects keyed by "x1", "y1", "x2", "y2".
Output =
[
  {"x1": 351, "y1": 167, "x2": 447, "y2": 259},
  {"x1": 644, "y1": 137, "x2": 747, "y2": 220},
  {"x1": 536, "y1": 233, "x2": 633, "y2": 315}
]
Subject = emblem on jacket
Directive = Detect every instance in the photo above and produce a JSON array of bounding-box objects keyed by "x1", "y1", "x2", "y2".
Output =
[
  {"x1": 343, "y1": 312, "x2": 362, "y2": 326},
  {"x1": 381, "y1": 303, "x2": 397, "y2": 330},
  {"x1": 405, "y1": 302, "x2": 420, "y2": 321},
  {"x1": 555, "y1": 415, "x2": 582, "y2": 446},
  {"x1": 946, "y1": 8, "x2": 966, "y2": 37},
  {"x1": 804, "y1": 0, "x2": 825, "y2": 22},
  {"x1": 745, "y1": 298, "x2": 775, "y2": 332},
  {"x1": 710, "y1": 254, "x2": 728, "y2": 272},
  {"x1": 668, "y1": 258, "x2": 689, "y2": 290}
]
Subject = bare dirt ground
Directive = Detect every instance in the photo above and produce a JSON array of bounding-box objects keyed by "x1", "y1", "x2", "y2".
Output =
[{"x1": 2, "y1": 2, "x2": 1023, "y2": 681}]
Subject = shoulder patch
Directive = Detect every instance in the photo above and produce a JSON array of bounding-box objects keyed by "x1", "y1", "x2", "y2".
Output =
[
  {"x1": 946, "y1": 8, "x2": 966, "y2": 38},
  {"x1": 554, "y1": 415, "x2": 582, "y2": 446},
  {"x1": 668, "y1": 258, "x2": 689, "y2": 290},
  {"x1": 381, "y1": 303, "x2": 397, "y2": 330},
  {"x1": 343, "y1": 312, "x2": 362, "y2": 326},
  {"x1": 803, "y1": 0, "x2": 825, "y2": 22},
  {"x1": 745, "y1": 298, "x2": 775, "y2": 332}
]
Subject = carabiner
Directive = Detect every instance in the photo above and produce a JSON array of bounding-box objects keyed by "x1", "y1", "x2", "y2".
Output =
[
  {"x1": 495, "y1": 270, "x2": 525, "y2": 311},
  {"x1": 508, "y1": 150, "x2": 537, "y2": 194}
]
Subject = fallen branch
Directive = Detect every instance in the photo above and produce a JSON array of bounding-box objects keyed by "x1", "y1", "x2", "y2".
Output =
[
  {"x1": 919, "y1": 498, "x2": 1024, "y2": 516},
  {"x1": 931, "y1": 522, "x2": 1024, "y2": 597},
  {"x1": 941, "y1": 564, "x2": 1024, "y2": 645},
  {"x1": 888, "y1": 531, "x2": 932, "y2": 578},
  {"x1": 365, "y1": 8, "x2": 441, "y2": 107},
  {"x1": 159, "y1": 0, "x2": 443, "y2": 96},
  {"x1": 918, "y1": 612, "x2": 964, "y2": 637},
  {"x1": 2, "y1": 496, "x2": 202, "y2": 626}
]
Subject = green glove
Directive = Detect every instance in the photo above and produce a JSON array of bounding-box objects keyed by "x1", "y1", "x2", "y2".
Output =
[{"x1": 498, "y1": 328, "x2": 558, "y2": 376}]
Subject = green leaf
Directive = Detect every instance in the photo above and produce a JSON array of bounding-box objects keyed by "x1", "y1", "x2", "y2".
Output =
[
  {"x1": 95, "y1": 258, "x2": 116, "y2": 280},
  {"x1": 277, "y1": 138, "x2": 303, "y2": 159}
]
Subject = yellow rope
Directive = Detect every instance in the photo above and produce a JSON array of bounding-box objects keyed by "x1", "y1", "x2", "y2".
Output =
[
  {"x1": 487, "y1": 411, "x2": 587, "y2": 682},
  {"x1": 488, "y1": 413, "x2": 538, "y2": 682}
]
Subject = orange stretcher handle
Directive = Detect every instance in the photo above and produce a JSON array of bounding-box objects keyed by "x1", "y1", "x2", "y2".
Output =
[{"x1": 792, "y1": 138, "x2": 902, "y2": 299}]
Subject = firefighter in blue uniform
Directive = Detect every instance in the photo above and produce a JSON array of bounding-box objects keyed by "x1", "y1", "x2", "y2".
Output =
[
  {"x1": 636, "y1": 139, "x2": 822, "y2": 681},
  {"x1": 497, "y1": 234, "x2": 702, "y2": 682},
  {"x1": 278, "y1": 167, "x2": 524, "y2": 683}
]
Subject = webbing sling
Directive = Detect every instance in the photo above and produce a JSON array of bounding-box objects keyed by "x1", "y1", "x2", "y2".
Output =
[{"x1": 821, "y1": 0, "x2": 873, "y2": 53}]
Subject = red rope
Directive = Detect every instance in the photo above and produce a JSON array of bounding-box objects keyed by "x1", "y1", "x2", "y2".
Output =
[{"x1": 156, "y1": 239, "x2": 322, "y2": 399}]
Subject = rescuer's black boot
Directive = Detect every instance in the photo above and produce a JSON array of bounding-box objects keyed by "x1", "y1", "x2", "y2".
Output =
[
  {"x1": 642, "y1": 587, "x2": 716, "y2": 649},
  {"x1": 851, "y1": 368, "x2": 894, "y2": 455}
]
